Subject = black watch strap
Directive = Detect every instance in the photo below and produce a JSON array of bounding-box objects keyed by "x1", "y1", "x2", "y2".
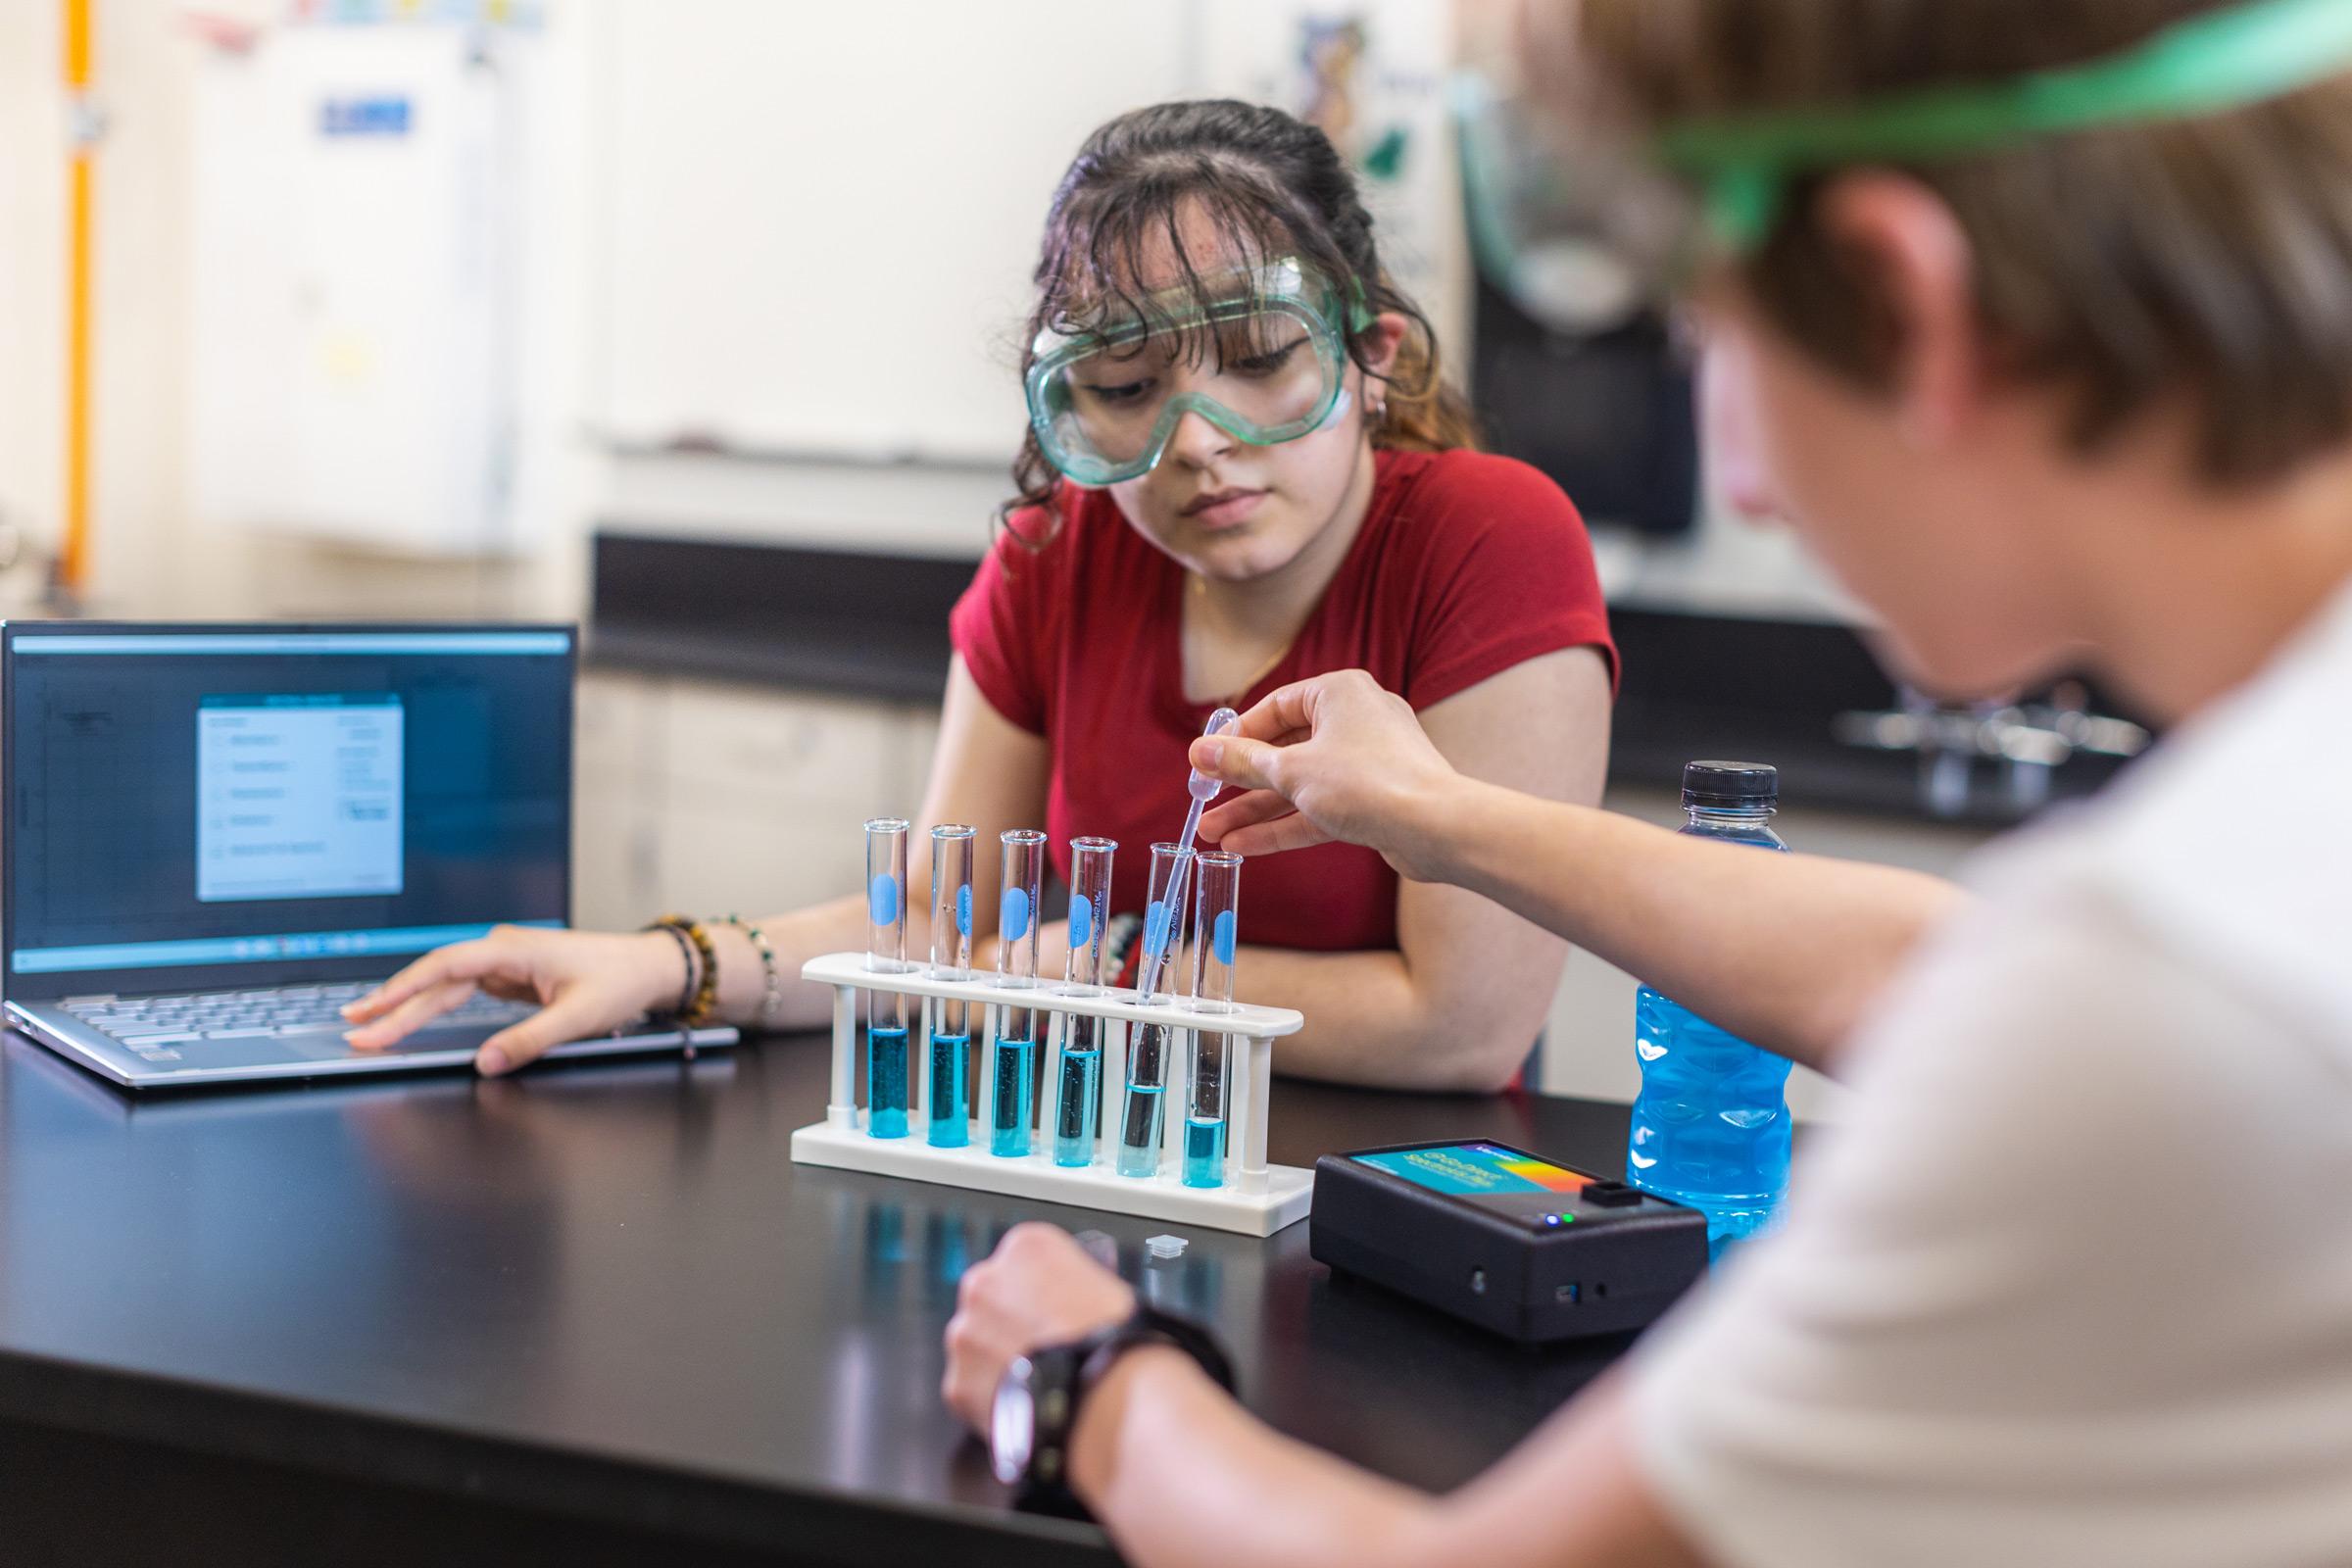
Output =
[
  {"x1": 1078, "y1": 1302, "x2": 1237, "y2": 1399},
  {"x1": 1006, "y1": 1344, "x2": 1088, "y2": 1516},
  {"x1": 1011, "y1": 1303, "x2": 1237, "y2": 1515}
]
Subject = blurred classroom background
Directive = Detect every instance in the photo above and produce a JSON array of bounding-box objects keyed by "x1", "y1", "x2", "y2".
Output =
[{"x1": 0, "y1": 0, "x2": 2152, "y2": 1109}]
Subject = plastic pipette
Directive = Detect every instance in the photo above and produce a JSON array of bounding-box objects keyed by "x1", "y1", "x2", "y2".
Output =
[
  {"x1": 1138, "y1": 708, "x2": 1240, "y2": 995},
  {"x1": 1176, "y1": 707, "x2": 1240, "y2": 853}
]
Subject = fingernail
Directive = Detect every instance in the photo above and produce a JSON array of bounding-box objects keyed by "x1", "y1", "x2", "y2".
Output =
[
  {"x1": 478, "y1": 1047, "x2": 510, "y2": 1077},
  {"x1": 339, "y1": 1002, "x2": 364, "y2": 1019},
  {"x1": 1195, "y1": 739, "x2": 1223, "y2": 769}
]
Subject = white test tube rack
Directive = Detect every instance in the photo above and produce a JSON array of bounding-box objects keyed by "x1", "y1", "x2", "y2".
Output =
[{"x1": 788, "y1": 952, "x2": 1313, "y2": 1236}]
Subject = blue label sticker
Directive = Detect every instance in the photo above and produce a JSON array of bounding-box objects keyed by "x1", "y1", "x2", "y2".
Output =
[
  {"x1": 1212, "y1": 909, "x2": 1237, "y2": 966},
  {"x1": 319, "y1": 96, "x2": 412, "y2": 137},
  {"x1": 956, "y1": 883, "x2": 972, "y2": 938},
  {"x1": 1068, "y1": 893, "x2": 1094, "y2": 949},
  {"x1": 1143, "y1": 898, "x2": 1172, "y2": 960},
  {"x1": 1001, "y1": 887, "x2": 1031, "y2": 942},
  {"x1": 869, "y1": 873, "x2": 899, "y2": 927}
]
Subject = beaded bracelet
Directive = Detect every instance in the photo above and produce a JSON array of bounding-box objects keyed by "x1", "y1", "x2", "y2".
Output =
[
  {"x1": 715, "y1": 913, "x2": 783, "y2": 1030},
  {"x1": 647, "y1": 921, "x2": 698, "y2": 1016},
  {"x1": 645, "y1": 914, "x2": 720, "y2": 1026}
]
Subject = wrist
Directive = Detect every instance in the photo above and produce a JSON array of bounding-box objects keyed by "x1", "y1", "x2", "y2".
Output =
[
  {"x1": 704, "y1": 921, "x2": 768, "y2": 1028},
  {"x1": 631, "y1": 928, "x2": 691, "y2": 1014},
  {"x1": 1065, "y1": 1343, "x2": 1197, "y2": 1504},
  {"x1": 1392, "y1": 768, "x2": 1485, "y2": 884}
]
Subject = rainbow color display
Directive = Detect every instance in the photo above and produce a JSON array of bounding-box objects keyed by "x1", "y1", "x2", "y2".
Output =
[{"x1": 1353, "y1": 1142, "x2": 1589, "y2": 1198}]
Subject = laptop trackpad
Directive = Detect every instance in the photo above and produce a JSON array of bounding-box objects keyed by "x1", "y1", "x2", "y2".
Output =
[{"x1": 275, "y1": 1024, "x2": 495, "y2": 1062}]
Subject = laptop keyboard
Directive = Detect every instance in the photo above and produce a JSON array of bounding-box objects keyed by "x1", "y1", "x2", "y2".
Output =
[{"x1": 63, "y1": 983, "x2": 533, "y2": 1049}]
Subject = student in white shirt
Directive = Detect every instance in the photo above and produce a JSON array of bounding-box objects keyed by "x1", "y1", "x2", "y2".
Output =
[{"x1": 936, "y1": 3, "x2": 2352, "y2": 1565}]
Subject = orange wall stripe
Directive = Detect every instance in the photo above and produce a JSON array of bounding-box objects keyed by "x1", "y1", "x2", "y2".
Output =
[{"x1": 62, "y1": 0, "x2": 94, "y2": 594}]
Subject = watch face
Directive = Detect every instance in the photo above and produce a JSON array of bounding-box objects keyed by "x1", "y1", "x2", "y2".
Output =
[{"x1": 991, "y1": 1354, "x2": 1037, "y2": 1486}]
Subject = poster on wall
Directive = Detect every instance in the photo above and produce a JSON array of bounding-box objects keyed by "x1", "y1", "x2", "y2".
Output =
[{"x1": 1199, "y1": 1, "x2": 1468, "y2": 366}]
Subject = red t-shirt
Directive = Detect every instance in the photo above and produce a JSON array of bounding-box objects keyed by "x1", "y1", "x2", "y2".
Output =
[{"x1": 950, "y1": 447, "x2": 1614, "y2": 955}]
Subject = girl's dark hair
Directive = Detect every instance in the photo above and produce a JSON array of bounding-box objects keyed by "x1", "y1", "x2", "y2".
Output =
[{"x1": 1002, "y1": 99, "x2": 1479, "y2": 541}]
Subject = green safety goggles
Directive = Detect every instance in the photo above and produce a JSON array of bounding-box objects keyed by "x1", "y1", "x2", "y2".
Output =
[
  {"x1": 1025, "y1": 258, "x2": 1372, "y2": 487},
  {"x1": 1461, "y1": 0, "x2": 2352, "y2": 318}
]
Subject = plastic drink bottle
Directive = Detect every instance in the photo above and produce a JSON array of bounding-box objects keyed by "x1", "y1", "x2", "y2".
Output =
[{"x1": 1627, "y1": 760, "x2": 1794, "y2": 1257}]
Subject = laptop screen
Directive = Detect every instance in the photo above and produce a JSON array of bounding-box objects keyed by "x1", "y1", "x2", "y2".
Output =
[{"x1": 3, "y1": 625, "x2": 575, "y2": 1001}]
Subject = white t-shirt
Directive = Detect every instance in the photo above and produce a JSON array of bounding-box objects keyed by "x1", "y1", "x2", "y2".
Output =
[{"x1": 1631, "y1": 575, "x2": 2352, "y2": 1568}]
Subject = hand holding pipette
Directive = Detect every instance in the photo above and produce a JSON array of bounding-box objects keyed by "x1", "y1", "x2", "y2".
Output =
[{"x1": 1189, "y1": 672, "x2": 1460, "y2": 882}]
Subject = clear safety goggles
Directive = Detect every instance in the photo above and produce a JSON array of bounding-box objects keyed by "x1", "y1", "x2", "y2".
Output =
[
  {"x1": 1024, "y1": 259, "x2": 1369, "y2": 487},
  {"x1": 1461, "y1": 0, "x2": 2352, "y2": 328}
]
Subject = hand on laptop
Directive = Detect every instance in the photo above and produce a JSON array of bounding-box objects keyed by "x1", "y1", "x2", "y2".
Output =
[{"x1": 342, "y1": 926, "x2": 686, "y2": 1075}]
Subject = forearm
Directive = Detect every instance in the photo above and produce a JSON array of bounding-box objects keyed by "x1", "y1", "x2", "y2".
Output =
[
  {"x1": 1232, "y1": 941, "x2": 1557, "y2": 1093},
  {"x1": 1073, "y1": 1348, "x2": 1439, "y2": 1568},
  {"x1": 1421, "y1": 780, "x2": 1965, "y2": 1073},
  {"x1": 1071, "y1": 1353, "x2": 1700, "y2": 1568}
]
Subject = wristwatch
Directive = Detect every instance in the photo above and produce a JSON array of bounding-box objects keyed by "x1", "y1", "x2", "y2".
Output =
[{"x1": 991, "y1": 1302, "x2": 1237, "y2": 1514}]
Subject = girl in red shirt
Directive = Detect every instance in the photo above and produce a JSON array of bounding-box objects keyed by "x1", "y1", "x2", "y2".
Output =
[{"x1": 348, "y1": 100, "x2": 1614, "y2": 1092}]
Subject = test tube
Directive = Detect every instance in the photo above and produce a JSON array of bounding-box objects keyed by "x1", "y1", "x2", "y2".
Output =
[
  {"x1": 863, "y1": 817, "x2": 910, "y2": 1139},
  {"x1": 1182, "y1": 852, "x2": 1242, "y2": 1188},
  {"x1": 991, "y1": 828, "x2": 1048, "y2": 1157},
  {"x1": 1116, "y1": 842, "x2": 1190, "y2": 1178},
  {"x1": 1053, "y1": 836, "x2": 1117, "y2": 1167},
  {"x1": 926, "y1": 824, "x2": 976, "y2": 1149}
]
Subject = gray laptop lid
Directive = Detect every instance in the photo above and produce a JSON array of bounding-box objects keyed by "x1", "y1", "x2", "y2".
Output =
[{"x1": 2, "y1": 623, "x2": 576, "y2": 1003}]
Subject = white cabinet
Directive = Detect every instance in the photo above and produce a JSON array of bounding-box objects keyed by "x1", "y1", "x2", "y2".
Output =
[
  {"x1": 570, "y1": 672, "x2": 937, "y2": 931},
  {"x1": 658, "y1": 682, "x2": 896, "y2": 918},
  {"x1": 1541, "y1": 786, "x2": 1994, "y2": 1119},
  {"x1": 571, "y1": 670, "x2": 662, "y2": 929}
]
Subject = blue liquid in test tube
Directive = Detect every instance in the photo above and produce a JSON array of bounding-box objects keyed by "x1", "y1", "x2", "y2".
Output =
[
  {"x1": 927, "y1": 824, "x2": 976, "y2": 1148},
  {"x1": 992, "y1": 828, "x2": 1047, "y2": 1158},
  {"x1": 991, "y1": 1036, "x2": 1035, "y2": 1156},
  {"x1": 863, "y1": 818, "x2": 910, "y2": 1139},
  {"x1": 1054, "y1": 836, "x2": 1117, "y2": 1167},
  {"x1": 1054, "y1": 1031, "x2": 1102, "y2": 1164},
  {"x1": 1117, "y1": 840, "x2": 1191, "y2": 1178},
  {"x1": 930, "y1": 1033, "x2": 969, "y2": 1144},
  {"x1": 867, "y1": 1026, "x2": 909, "y2": 1140},
  {"x1": 1182, "y1": 1115, "x2": 1227, "y2": 1186},
  {"x1": 1116, "y1": 1070, "x2": 1167, "y2": 1177},
  {"x1": 1181, "y1": 851, "x2": 1243, "y2": 1188}
]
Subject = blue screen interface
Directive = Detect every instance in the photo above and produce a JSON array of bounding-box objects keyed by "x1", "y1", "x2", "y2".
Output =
[{"x1": 6, "y1": 630, "x2": 572, "y2": 997}]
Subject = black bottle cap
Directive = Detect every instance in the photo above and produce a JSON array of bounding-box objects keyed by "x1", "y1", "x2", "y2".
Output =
[{"x1": 1683, "y1": 760, "x2": 1778, "y2": 809}]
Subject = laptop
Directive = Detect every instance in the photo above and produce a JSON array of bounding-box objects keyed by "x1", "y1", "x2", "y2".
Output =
[{"x1": 1, "y1": 621, "x2": 736, "y2": 1088}]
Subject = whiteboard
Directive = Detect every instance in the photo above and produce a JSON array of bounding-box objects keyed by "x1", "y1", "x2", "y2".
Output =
[
  {"x1": 592, "y1": 1, "x2": 1198, "y2": 464},
  {"x1": 190, "y1": 25, "x2": 525, "y2": 554}
]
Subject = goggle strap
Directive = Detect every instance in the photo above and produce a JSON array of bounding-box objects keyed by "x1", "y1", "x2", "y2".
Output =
[
  {"x1": 1034, "y1": 258, "x2": 1357, "y2": 357},
  {"x1": 1657, "y1": 0, "x2": 2352, "y2": 246}
]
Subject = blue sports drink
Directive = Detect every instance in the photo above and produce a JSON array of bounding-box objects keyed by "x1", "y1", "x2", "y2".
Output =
[{"x1": 1628, "y1": 761, "x2": 1794, "y2": 1257}]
